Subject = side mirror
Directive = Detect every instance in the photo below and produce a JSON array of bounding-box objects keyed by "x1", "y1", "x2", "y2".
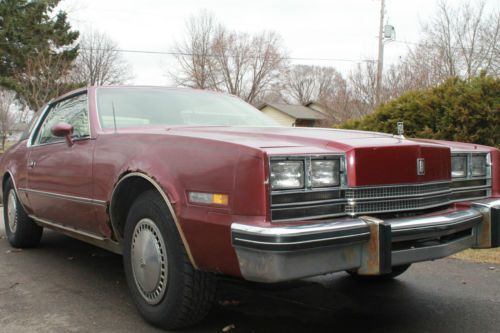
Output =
[{"x1": 51, "y1": 122, "x2": 74, "y2": 146}]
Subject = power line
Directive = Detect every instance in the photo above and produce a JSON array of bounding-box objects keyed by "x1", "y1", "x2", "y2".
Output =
[
  {"x1": 111, "y1": 48, "x2": 375, "y2": 63},
  {"x1": 0, "y1": 41, "x2": 375, "y2": 63}
]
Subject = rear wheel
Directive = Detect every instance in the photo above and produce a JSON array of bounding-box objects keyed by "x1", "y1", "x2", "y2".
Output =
[
  {"x1": 3, "y1": 178, "x2": 43, "y2": 248},
  {"x1": 123, "y1": 190, "x2": 216, "y2": 330},
  {"x1": 346, "y1": 264, "x2": 411, "y2": 281}
]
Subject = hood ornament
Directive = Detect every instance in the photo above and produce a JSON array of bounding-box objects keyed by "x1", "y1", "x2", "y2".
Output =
[{"x1": 397, "y1": 121, "x2": 405, "y2": 139}]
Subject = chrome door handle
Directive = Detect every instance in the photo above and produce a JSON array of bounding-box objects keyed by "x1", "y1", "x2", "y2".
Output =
[{"x1": 29, "y1": 160, "x2": 36, "y2": 168}]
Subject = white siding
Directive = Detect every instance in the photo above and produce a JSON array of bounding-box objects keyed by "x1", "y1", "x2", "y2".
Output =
[{"x1": 260, "y1": 106, "x2": 296, "y2": 126}]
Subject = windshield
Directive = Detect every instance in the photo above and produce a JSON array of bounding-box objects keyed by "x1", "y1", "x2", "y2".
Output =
[{"x1": 96, "y1": 87, "x2": 279, "y2": 128}]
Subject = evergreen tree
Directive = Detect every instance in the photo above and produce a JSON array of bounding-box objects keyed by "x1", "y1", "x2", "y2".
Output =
[{"x1": 0, "y1": 0, "x2": 79, "y2": 110}]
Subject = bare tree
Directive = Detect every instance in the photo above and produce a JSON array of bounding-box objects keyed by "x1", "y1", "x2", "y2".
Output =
[
  {"x1": 170, "y1": 10, "x2": 219, "y2": 89},
  {"x1": 422, "y1": 0, "x2": 500, "y2": 78},
  {"x1": 347, "y1": 61, "x2": 379, "y2": 117},
  {"x1": 170, "y1": 12, "x2": 288, "y2": 104},
  {"x1": 0, "y1": 89, "x2": 16, "y2": 150},
  {"x1": 71, "y1": 30, "x2": 132, "y2": 86},
  {"x1": 374, "y1": 0, "x2": 500, "y2": 107},
  {"x1": 319, "y1": 74, "x2": 355, "y2": 124},
  {"x1": 210, "y1": 29, "x2": 287, "y2": 104},
  {"x1": 282, "y1": 65, "x2": 341, "y2": 105},
  {"x1": 15, "y1": 51, "x2": 77, "y2": 111}
]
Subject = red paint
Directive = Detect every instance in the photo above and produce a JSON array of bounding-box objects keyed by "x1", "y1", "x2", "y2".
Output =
[{"x1": 0, "y1": 86, "x2": 498, "y2": 279}]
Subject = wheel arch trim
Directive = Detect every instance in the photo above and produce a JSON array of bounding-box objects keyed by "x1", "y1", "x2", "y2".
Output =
[{"x1": 110, "y1": 172, "x2": 198, "y2": 268}]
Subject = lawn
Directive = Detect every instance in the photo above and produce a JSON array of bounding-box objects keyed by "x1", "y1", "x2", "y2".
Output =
[{"x1": 452, "y1": 248, "x2": 500, "y2": 264}]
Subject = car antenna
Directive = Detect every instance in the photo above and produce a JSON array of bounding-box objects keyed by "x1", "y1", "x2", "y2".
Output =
[{"x1": 112, "y1": 101, "x2": 118, "y2": 134}]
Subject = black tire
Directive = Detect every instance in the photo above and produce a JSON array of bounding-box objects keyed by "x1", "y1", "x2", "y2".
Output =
[
  {"x1": 123, "y1": 189, "x2": 216, "y2": 330},
  {"x1": 346, "y1": 264, "x2": 411, "y2": 281},
  {"x1": 3, "y1": 178, "x2": 43, "y2": 248}
]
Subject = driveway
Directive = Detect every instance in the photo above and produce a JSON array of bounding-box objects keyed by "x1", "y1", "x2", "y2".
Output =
[{"x1": 1, "y1": 208, "x2": 499, "y2": 332}]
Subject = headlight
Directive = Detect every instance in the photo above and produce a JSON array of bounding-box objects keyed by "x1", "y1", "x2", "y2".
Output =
[
  {"x1": 311, "y1": 160, "x2": 340, "y2": 187},
  {"x1": 471, "y1": 155, "x2": 486, "y2": 177},
  {"x1": 270, "y1": 161, "x2": 304, "y2": 190},
  {"x1": 451, "y1": 155, "x2": 467, "y2": 178}
]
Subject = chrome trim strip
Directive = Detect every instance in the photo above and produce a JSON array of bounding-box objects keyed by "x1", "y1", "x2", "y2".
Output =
[
  {"x1": 18, "y1": 188, "x2": 107, "y2": 207},
  {"x1": 389, "y1": 209, "x2": 482, "y2": 234},
  {"x1": 272, "y1": 197, "x2": 345, "y2": 208},
  {"x1": 31, "y1": 215, "x2": 105, "y2": 241},
  {"x1": 233, "y1": 233, "x2": 370, "y2": 247},
  {"x1": 272, "y1": 212, "x2": 347, "y2": 222},
  {"x1": 272, "y1": 201, "x2": 344, "y2": 212},
  {"x1": 346, "y1": 180, "x2": 451, "y2": 189},
  {"x1": 111, "y1": 172, "x2": 198, "y2": 268},
  {"x1": 450, "y1": 185, "x2": 491, "y2": 193},
  {"x1": 30, "y1": 215, "x2": 122, "y2": 254},
  {"x1": 232, "y1": 219, "x2": 368, "y2": 237}
]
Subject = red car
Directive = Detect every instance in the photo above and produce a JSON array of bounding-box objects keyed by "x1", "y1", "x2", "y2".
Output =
[{"x1": 1, "y1": 86, "x2": 499, "y2": 329}]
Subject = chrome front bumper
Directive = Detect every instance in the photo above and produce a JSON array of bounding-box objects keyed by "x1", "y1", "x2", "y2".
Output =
[{"x1": 231, "y1": 199, "x2": 500, "y2": 283}]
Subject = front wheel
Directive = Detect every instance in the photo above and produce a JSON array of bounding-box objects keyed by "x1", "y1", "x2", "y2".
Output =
[
  {"x1": 346, "y1": 264, "x2": 411, "y2": 281},
  {"x1": 3, "y1": 178, "x2": 43, "y2": 248},
  {"x1": 123, "y1": 190, "x2": 216, "y2": 330}
]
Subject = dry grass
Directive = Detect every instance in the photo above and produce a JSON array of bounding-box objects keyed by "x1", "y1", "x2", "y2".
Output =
[{"x1": 452, "y1": 248, "x2": 500, "y2": 264}]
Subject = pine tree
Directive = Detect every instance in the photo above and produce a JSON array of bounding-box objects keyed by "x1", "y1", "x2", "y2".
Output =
[{"x1": 0, "y1": 0, "x2": 79, "y2": 110}]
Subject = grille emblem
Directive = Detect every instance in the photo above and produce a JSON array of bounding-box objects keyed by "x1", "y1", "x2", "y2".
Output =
[{"x1": 417, "y1": 158, "x2": 425, "y2": 175}]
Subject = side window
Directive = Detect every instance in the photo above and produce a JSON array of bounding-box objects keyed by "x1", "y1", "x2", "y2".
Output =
[
  {"x1": 19, "y1": 112, "x2": 41, "y2": 142},
  {"x1": 34, "y1": 94, "x2": 89, "y2": 145}
]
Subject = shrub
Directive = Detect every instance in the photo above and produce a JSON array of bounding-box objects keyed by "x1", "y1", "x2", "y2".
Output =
[{"x1": 340, "y1": 74, "x2": 500, "y2": 148}]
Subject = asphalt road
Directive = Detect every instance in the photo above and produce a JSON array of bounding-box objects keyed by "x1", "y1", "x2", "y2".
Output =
[{"x1": 1, "y1": 208, "x2": 500, "y2": 333}]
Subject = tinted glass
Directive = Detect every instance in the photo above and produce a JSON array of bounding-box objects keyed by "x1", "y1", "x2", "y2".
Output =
[
  {"x1": 34, "y1": 94, "x2": 89, "y2": 145},
  {"x1": 96, "y1": 88, "x2": 279, "y2": 128}
]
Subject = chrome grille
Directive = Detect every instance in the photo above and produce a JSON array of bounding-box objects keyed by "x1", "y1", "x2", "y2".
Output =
[
  {"x1": 345, "y1": 182, "x2": 450, "y2": 200},
  {"x1": 271, "y1": 182, "x2": 453, "y2": 221},
  {"x1": 270, "y1": 178, "x2": 493, "y2": 222},
  {"x1": 345, "y1": 193, "x2": 451, "y2": 215}
]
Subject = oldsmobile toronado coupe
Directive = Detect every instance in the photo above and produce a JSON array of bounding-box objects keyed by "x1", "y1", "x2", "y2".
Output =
[{"x1": 1, "y1": 86, "x2": 499, "y2": 329}]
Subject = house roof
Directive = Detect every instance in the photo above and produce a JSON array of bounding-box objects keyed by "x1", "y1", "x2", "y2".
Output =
[{"x1": 259, "y1": 103, "x2": 327, "y2": 120}]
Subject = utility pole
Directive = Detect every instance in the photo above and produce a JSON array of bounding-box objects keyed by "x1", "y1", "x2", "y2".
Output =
[{"x1": 375, "y1": 0, "x2": 385, "y2": 106}]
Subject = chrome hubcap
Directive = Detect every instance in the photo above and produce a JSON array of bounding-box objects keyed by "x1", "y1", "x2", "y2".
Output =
[
  {"x1": 7, "y1": 190, "x2": 17, "y2": 233},
  {"x1": 131, "y1": 218, "x2": 168, "y2": 305}
]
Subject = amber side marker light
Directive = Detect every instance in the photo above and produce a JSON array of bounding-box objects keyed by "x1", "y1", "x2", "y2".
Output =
[{"x1": 188, "y1": 192, "x2": 229, "y2": 206}]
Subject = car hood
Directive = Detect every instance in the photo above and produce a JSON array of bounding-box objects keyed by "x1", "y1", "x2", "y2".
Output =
[
  {"x1": 164, "y1": 126, "x2": 453, "y2": 186},
  {"x1": 166, "y1": 126, "x2": 403, "y2": 150}
]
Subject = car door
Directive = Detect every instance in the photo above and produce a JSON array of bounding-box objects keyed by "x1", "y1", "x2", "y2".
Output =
[{"x1": 25, "y1": 93, "x2": 103, "y2": 236}]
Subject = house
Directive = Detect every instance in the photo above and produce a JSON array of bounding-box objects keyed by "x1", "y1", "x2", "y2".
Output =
[{"x1": 258, "y1": 102, "x2": 328, "y2": 127}]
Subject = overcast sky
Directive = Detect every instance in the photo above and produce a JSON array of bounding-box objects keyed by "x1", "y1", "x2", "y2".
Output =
[{"x1": 58, "y1": 0, "x2": 499, "y2": 86}]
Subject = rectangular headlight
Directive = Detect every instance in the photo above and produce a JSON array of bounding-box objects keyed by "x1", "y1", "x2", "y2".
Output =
[
  {"x1": 451, "y1": 155, "x2": 467, "y2": 178},
  {"x1": 270, "y1": 161, "x2": 304, "y2": 190},
  {"x1": 311, "y1": 160, "x2": 340, "y2": 187},
  {"x1": 471, "y1": 155, "x2": 486, "y2": 177}
]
